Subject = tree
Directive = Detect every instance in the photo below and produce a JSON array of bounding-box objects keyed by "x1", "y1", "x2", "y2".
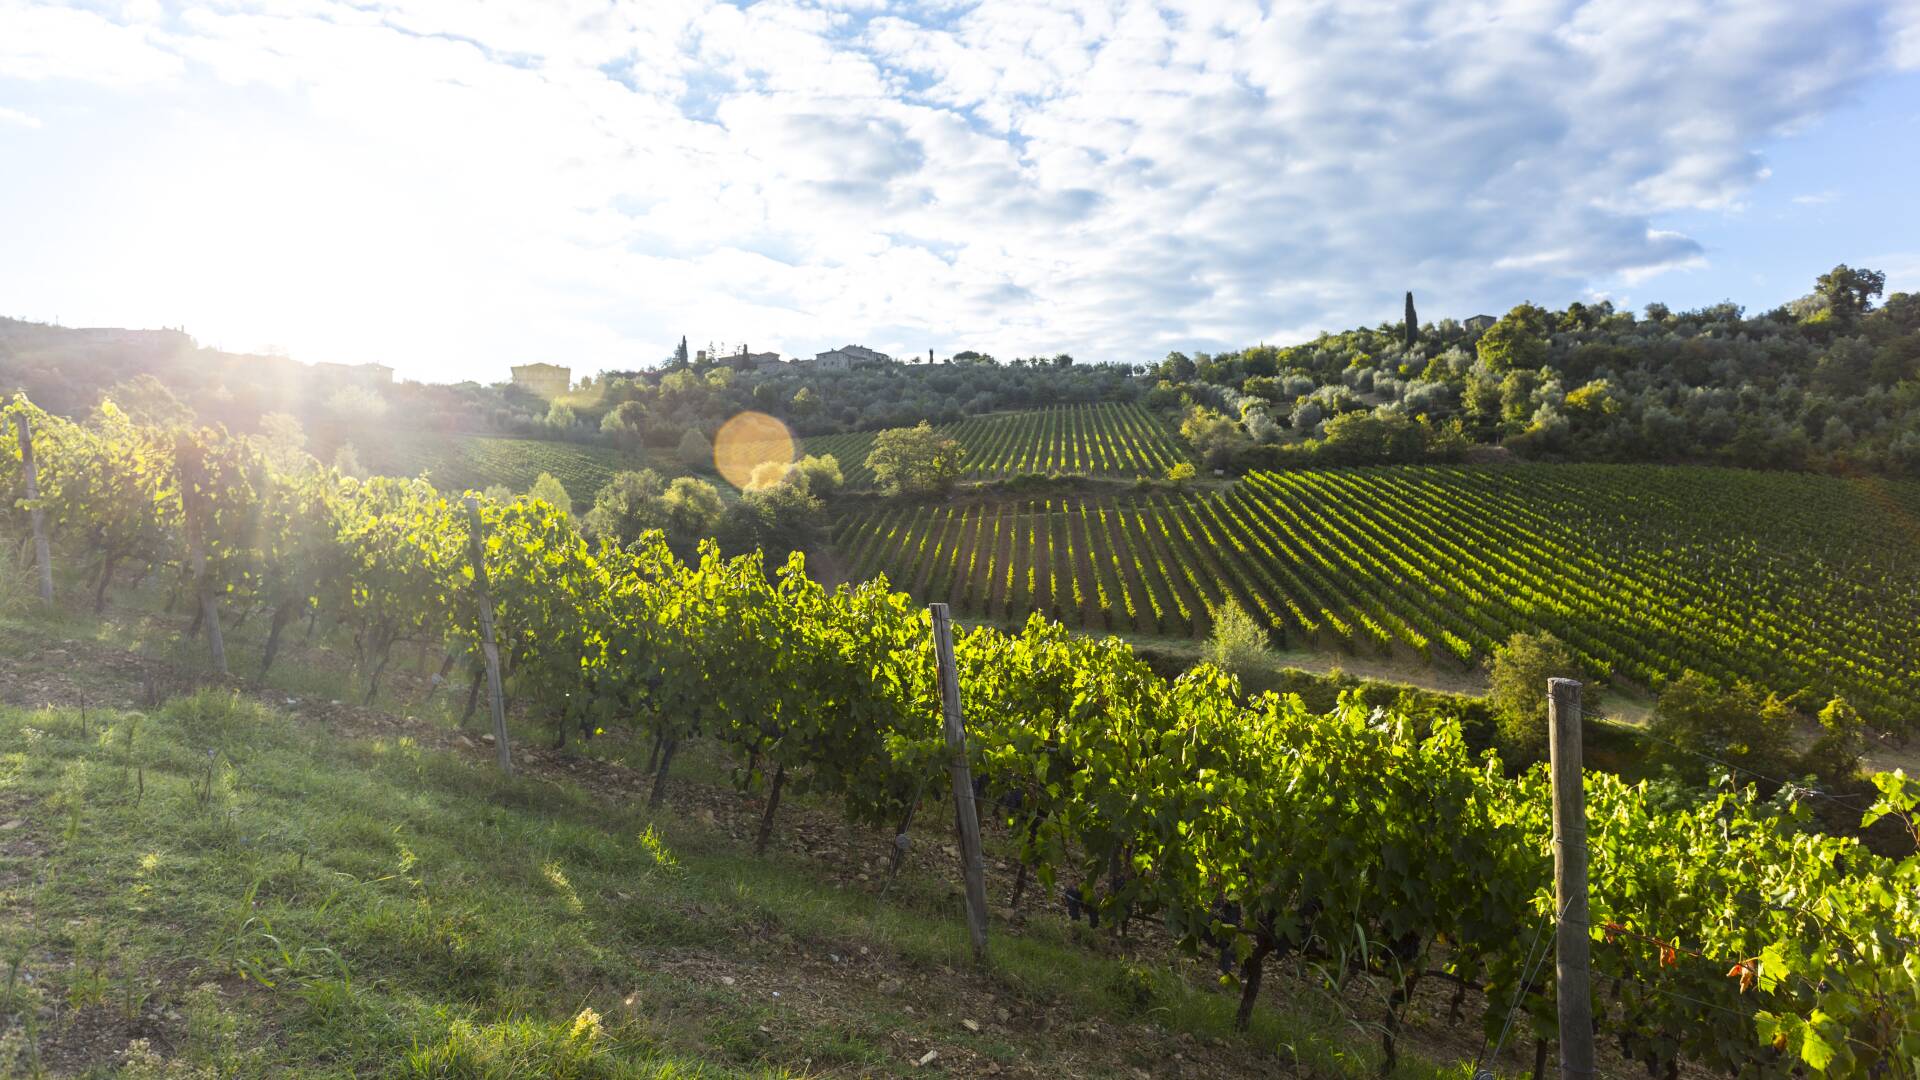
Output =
[
  {"x1": 1487, "y1": 631, "x2": 1584, "y2": 763},
  {"x1": 100, "y1": 375, "x2": 194, "y2": 428},
  {"x1": 1476, "y1": 303, "x2": 1550, "y2": 373},
  {"x1": 1179, "y1": 406, "x2": 1248, "y2": 471},
  {"x1": 677, "y1": 427, "x2": 711, "y2": 468},
  {"x1": 528, "y1": 472, "x2": 571, "y2": 512},
  {"x1": 1647, "y1": 672, "x2": 1797, "y2": 783},
  {"x1": 789, "y1": 453, "x2": 842, "y2": 498},
  {"x1": 865, "y1": 421, "x2": 964, "y2": 496},
  {"x1": 789, "y1": 386, "x2": 819, "y2": 419},
  {"x1": 1316, "y1": 410, "x2": 1430, "y2": 463},
  {"x1": 1205, "y1": 599, "x2": 1270, "y2": 682},
  {"x1": 1404, "y1": 291, "x2": 1418, "y2": 351},
  {"x1": 660, "y1": 477, "x2": 725, "y2": 552},
  {"x1": 1801, "y1": 696, "x2": 1865, "y2": 786},
  {"x1": 674, "y1": 335, "x2": 690, "y2": 367},
  {"x1": 580, "y1": 469, "x2": 666, "y2": 547},
  {"x1": 600, "y1": 400, "x2": 648, "y2": 447},
  {"x1": 1165, "y1": 461, "x2": 1196, "y2": 486},
  {"x1": 1814, "y1": 265, "x2": 1886, "y2": 322},
  {"x1": 545, "y1": 402, "x2": 577, "y2": 429},
  {"x1": 332, "y1": 443, "x2": 367, "y2": 479},
  {"x1": 721, "y1": 473, "x2": 825, "y2": 566},
  {"x1": 257, "y1": 412, "x2": 312, "y2": 473}
]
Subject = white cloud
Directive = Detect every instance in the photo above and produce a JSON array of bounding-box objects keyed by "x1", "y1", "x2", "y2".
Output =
[
  {"x1": 0, "y1": 105, "x2": 40, "y2": 128},
  {"x1": 0, "y1": 0, "x2": 1910, "y2": 378}
]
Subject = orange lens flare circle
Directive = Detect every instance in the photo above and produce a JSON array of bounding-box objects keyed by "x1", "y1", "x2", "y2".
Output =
[{"x1": 712, "y1": 411, "x2": 797, "y2": 490}]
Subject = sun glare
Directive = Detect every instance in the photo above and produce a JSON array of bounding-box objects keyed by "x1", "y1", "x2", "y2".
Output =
[{"x1": 712, "y1": 410, "x2": 796, "y2": 489}]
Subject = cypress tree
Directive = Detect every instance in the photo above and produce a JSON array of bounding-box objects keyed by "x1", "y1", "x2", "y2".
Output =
[{"x1": 1404, "y1": 291, "x2": 1418, "y2": 350}]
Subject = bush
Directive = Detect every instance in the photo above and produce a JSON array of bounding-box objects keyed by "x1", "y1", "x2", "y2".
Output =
[
  {"x1": 1487, "y1": 631, "x2": 1584, "y2": 764},
  {"x1": 1205, "y1": 600, "x2": 1271, "y2": 683},
  {"x1": 865, "y1": 421, "x2": 964, "y2": 496},
  {"x1": 527, "y1": 472, "x2": 571, "y2": 512},
  {"x1": 1647, "y1": 671, "x2": 1797, "y2": 784},
  {"x1": 1800, "y1": 696, "x2": 1866, "y2": 786},
  {"x1": 676, "y1": 427, "x2": 710, "y2": 468}
]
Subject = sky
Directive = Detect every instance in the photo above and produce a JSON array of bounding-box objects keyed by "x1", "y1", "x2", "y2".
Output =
[{"x1": 1, "y1": 1, "x2": 1917, "y2": 384}]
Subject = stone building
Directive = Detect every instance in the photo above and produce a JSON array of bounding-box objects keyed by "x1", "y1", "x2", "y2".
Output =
[
  {"x1": 510, "y1": 362, "x2": 571, "y2": 399},
  {"x1": 810, "y1": 344, "x2": 892, "y2": 370}
]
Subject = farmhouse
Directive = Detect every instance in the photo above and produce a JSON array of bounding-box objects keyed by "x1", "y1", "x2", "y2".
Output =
[
  {"x1": 810, "y1": 344, "x2": 892, "y2": 370},
  {"x1": 511, "y1": 362, "x2": 571, "y2": 399},
  {"x1": 1463, "y1": 314, "x2": 1497, "y2": 332}
]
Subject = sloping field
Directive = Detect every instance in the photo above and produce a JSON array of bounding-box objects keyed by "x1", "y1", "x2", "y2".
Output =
[
  {"x1": 361, "y1": 432, "x2": 696, "y2": 506},
  {"x1": 805, "y1": 402, "x2": 1190, "y2": 488},
  {"x1": 830, "y1": 463, "x2": 1920, "y2": 725}
]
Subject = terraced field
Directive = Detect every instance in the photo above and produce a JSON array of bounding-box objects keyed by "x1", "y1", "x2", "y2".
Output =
[
  {"x1": 830, "y1": 463, "x2": 1920, "y2": 726},
  {"x1": 360, "y1": 432, "x2": 699, "y2": 506},
  {"x1": 805, "y1": 402, "x2": 1190, "y2": 487}
]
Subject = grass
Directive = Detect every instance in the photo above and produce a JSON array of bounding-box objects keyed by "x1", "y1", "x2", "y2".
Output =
[{"x1": 0, "y1": 594, "x2": 1485, "y2": 1078}]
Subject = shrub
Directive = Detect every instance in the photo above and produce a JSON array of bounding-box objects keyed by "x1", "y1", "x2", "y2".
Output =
[
  {"x1": 1801, "y1": 696, "x2": 1866, "y2": 786},
  {"x1": 1205, "y1": 600, "x2": 1271, "y2": 683},
  {"x1": 676, "y1": 428, "x2": 710, "y2": 468},
  {"x1": 1647, "y1": 671, "x2": 1797, "y2": 784},
  {"x1": 1487, "y1": 631, "x2": 1584, "y2": 764}
]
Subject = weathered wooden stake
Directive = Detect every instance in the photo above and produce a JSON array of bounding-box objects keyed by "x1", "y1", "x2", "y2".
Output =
[
  {"x1": 929, "y1": 603, "x2": 989, "y2": 965},
  {"x1": 13, "y1": 399, "x2": 54, "y2": 606},
  {"x1": 464, "y1": 497, "x2": 512, "y2": 776},
  {"x1": 1548, "y1": 677, "x2": 1593, "y2": 1078}
]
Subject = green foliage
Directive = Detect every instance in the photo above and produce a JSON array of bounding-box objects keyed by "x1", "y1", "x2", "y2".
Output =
[
  {"x1": 1474, "y1": 303, "x2": 1550, "y2": 373},
  {"x1": 788, "y1": 453, "x2": 842, "y2": 498},
  {"x1": 1647, "y1": 671, "x2": 1798, "y2": 782},
  {"x1": 676, "y1": 428, "x2": 710, "y2": 469},
  {"x1": 404, "y1": 1009, "x2": 613, "y2": 1078},
  {"x1": 864, "y1": 421, "x2": 964, "y2": 496},
  {"x1": 100, "y1": 374, "x2": 195, "y2": 428},
  {"x1": 1802, "y1": 696, "x2": 1866, "y2": 785},
  {"x1": 527, "y1": 472, "x2": 572, "y2": 513},
  {"x1": 1178, "y1": 406, "x2": 1248, "y2": 472},
  {"x1": 580, "y1": 469, "x2": 667, "y2": 548},
  {"x1": 1164, "y1": 461, "x2": 1196, "y2": 485},
  {"x1": 1815, "y1": 264, "x2": 1887, "y2": 322},
  {"x1": 11, "y1": 390, "x2": 1920, "y2": 1078},
  {"x1": 1204, "y1": 599, "x2": 1270, "y2": 682},
  {"x1": 1486, "y1": 631, "x2": 1583, "y2": 763}
]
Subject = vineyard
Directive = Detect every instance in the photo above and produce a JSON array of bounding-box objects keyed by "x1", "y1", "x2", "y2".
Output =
[
  {"x1": 360, "y1": 431, "x2": 697, "y2": 506},
  {"x1": 806, "y1": 402, "x2": 1192, "y2": 488},
  {"x1": 831, "y1": 463, "x2": 1920, "y2": 729},
  {"x1": 3, "y1": 396, "x2": 1918, "y2": 1077}
]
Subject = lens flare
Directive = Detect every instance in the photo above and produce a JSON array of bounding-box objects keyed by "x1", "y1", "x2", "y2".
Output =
[{"x1": 712, "y1": 410, "x2": 796, "y2": 490}]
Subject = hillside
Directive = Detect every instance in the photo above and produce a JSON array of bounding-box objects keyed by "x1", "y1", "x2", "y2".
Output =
[
  {"x1": 2, "y1": 393, "x2": 1914, "y2": 1078},
  {"x1": 831, "y1": 463, "x2": 1920, "y2": 729},
  {"x1": 808, "y1": 403, "x2": 1192, "y2": 488},
  {"x1": 359, "y1": 431, "x2": 710, "y2": 508}
]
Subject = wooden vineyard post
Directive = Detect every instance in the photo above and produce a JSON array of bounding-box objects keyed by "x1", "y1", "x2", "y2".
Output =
[
  {"x1": 464, "y1": 497, "x2": 513, "y2": 776},
  {"x1": 13, "y1": 397, "x2": 53, "y2": 606},
  {"x1": 930, "y1": 603, "x2": 989, "y2": 965},
  {"x1": 1548, "y1": 677, "x2": 1594, "y2": 1078}
]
